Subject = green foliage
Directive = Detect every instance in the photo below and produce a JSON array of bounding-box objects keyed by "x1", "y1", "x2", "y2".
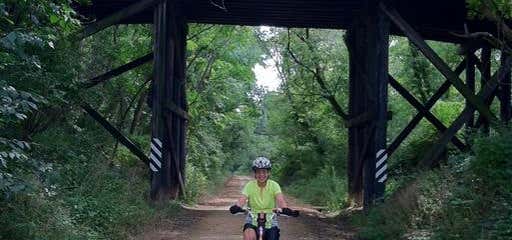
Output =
[
  {"x1": 286, "y1": 166, "x2": 347, "y2": 210},
  {"x1": 467, "y1": 0, "x2": 512, "y2": 18},
  {"x1": 471, "y1": 129, "x2": 512, "y2": 192},
  {"x1": 183, "y1": 164, "x2": 208, "y2": 204},
  {"x1": 2, "y1": 1, "x2": 509, "y2": 239},
  {"x1": 355, "y1": 127, "x2": 512, "y2": 240},
  {"x1": 185, "y1": 25, "x2": 264, "y2": 184},
  {"x1": 0, "y1": 123, "x2": 157, "y2": 239}
]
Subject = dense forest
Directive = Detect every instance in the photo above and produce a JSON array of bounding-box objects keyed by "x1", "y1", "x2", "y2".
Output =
[{"x1": 1, "y1": 0, "x2": 511, "y2": 239}]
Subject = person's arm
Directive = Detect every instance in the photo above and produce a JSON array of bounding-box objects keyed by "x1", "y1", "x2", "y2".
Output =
[
  {"x1": 230, "y1": 183, "x2": 249, "y2": 214},
  {"x1": 274, "y1": 183, "x2": 299, "y2": 217},
  {"x1": 276, "y1": 193, "x2": 288, "y2": 209},
  {"x1": 236, "y1": 195, "x2": 248, "y2": 207}
]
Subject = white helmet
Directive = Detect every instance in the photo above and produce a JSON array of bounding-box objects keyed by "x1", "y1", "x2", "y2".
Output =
[{"x1": 252, "y1": 157, "x2": 271, "y2": 171}]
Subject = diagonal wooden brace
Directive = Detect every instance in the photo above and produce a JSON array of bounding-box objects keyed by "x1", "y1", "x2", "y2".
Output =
[
  {"x1": 81, "y1": 103, "x2": 150, "y2": 165},
  {"x1": 380, "y1": 2, "x2": 496, "y2": 122},
  {"x1": 83, "y1": 52, "x2": 153, "y2": 88},
  {"x1": 76, "y1": 0, "x2": 165, "y2": 39},
  {"x1": 389, "y1": 75, "x2": 467, "y2": 151},
  {"x1": 387, "y1": 59, "x2": 467, "y2": 156},
  {"x1": 421, "y1": 56, "x2": 512, "y2": 168}
]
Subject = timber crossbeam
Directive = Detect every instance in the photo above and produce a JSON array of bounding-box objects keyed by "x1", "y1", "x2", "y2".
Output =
[
  {"x1": 389, "y1": 75, "x2": 467, "y2": 151},
  {"x1": 83, "y1": 52, "x2": 153, "y2": 88},
  {"x1": 81, "y1": 103, "x2": 150, "y2": 165},
  {"x1": 421, "y1": 56, "x2": 512, "y2": 167},
  {"x1": 387, "y1": 58, "x2": 468, "y2": 156},
  {"x1": 76, "y1": 0, "x2": 164, "y2": 39},
  {"x1": 380, "y1": 2, "x2": 496, "y2": 122}
]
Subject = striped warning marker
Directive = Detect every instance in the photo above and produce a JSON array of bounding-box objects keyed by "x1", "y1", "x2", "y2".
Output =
[
  {"x1": 150, "y1": 138, "x2": 162, "y2": 172},
  {"x1": 375, "y1": 149, "x2": 387, "y2": 183}
]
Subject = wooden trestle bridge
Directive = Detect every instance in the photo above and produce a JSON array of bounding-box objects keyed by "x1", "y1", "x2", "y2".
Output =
[{"x1": 75, "y1": 0, "x2": 512, "y2": 209}]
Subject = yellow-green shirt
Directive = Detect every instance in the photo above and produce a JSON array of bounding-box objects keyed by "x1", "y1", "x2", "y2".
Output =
[{"x1": 242, "y1": 180, "x2": 282, "y2": 213}]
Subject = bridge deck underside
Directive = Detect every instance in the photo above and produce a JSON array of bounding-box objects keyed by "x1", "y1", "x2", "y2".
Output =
[{"x1": 76, "y1": 0, "x2": 499, "y2": 43}]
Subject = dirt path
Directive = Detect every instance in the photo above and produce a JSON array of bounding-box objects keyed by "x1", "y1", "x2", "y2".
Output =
[{"x1": 135, "y1": 176, "x2": 354, "y2": 240}]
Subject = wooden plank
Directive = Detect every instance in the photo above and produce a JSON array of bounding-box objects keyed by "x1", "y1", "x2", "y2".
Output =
[
  {"x1": 150, "y1": 0, "x2": 187, "y2": 200},
  {"x1": 389, "y1": 75, "x2": 467, "y2": 151},
  {"x1": 387, "y1": 59, "x2": 467, "y2": 156},
  {"x1": 474, "y1": 89, "x2": 498, "y2": 128},
  {"x1": 481, "y1": 46, "x2": 491, "y2": 133},
  {"x1": 149, "y1": 0, "x2": 166, "y2": 200},
  {"x1": 379, "y1": 2, "x2": 496, "y2": 122},
  {"x1": 347, "y1": 0, "x2": 389, "y2": 208},
  {"x1": 500, "y1": 52, "x2": 511, "y2": 123},
  {"x1": 466, "y1": 48, "x2": 476, "y2": 128},
  {"x1": 346, "y1": 23, "x2": 364, "y2": 206},
  {"x1": 81, "y1": 103, "x2": 150, "y2": 165},
  {"x1": 83, "y1": 53, "x2": 153, "y2": 88},
  {"x1": 421, "y1": 56, "x2": 512, "y2": 168},
  {"x1": 76, "y1": 0, "x2": 164, "y2": 39}
]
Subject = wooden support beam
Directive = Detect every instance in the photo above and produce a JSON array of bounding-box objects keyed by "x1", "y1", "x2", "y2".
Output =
[
  {"x1": 421, "y1": 56, "x2": 512, "y2": 168},
  {"x1": 387, "y1": 59, "x2": 467, "y2": 156},
  {"x1": 499, "y1": 52, "x2": 511, "y2": 123},
  {"x1": 475, "y1": 88, "x2": 498, "y2": 128},
  {"x1": 466, "y1": 48, "x2": 476, "y2": 128},
  {"x1": 76, "y1": 0, "x2": 164, "y2": 39},
  {"x1": 380, "y1": 2, "x2": 496, "y2": 122},
  {"x1": 347, "y1": 0, "x2": 389, "y2": 208},
  {"x1": 388, "y1": 75, "x2": 467, "y2": 151},
  {"x1": 481, "y1": 46, "x2": 491, "y2": 133},
  {"x1": 150, "y1": 0, "x2": 187, "y2": 201},
  {"x1": 83, "y1": 53, "x2": 153, "y2": 88},
  {"x1": 81, "y1": 103, "x2": 150, "y2": 165}
]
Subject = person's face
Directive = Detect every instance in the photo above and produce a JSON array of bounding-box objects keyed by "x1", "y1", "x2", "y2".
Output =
[{"x1": 254, "y1": 168, "x2": 269, "y2": 183}]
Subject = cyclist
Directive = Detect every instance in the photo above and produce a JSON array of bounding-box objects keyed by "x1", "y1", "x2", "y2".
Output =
[{"x1": 229, "y1": 157, "x2": 299, "y2": 240}]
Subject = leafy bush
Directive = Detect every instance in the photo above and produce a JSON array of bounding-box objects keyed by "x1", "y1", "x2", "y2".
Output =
[
  {"x1": 354, "y1": 127, "x2": 512, "y2": 240},
  {"x1": 286, "y1": 166, "x2": 347, "y2": 210},
  {"x1": 183, "y1": 164, "x2": 208, "y2": 204}
]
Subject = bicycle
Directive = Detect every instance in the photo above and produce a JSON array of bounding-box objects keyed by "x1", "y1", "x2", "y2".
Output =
[{"x1": 230, "y1": 207, "x2": 299, "y2": 240}]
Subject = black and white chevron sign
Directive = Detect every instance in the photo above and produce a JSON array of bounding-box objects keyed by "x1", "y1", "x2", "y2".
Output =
[
  {"x1": 150, "y1": 138, "x2": 162, "y2": 172},
  {"x1": 375, "y1": 149, "x2": 387, "y2": 183}
]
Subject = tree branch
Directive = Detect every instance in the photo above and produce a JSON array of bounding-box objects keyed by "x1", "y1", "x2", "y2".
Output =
[{"x1": 286, "y1": 29, "x2": 348, "y2": 120}]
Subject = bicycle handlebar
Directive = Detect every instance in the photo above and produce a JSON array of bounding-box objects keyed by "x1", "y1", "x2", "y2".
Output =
[{"x1": 230, "y1": 206, "x2": 299, "y2": 217}]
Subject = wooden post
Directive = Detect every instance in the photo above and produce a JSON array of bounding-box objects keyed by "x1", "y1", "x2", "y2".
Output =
[
  {"x1": 500, "y1": 52, "x2": 511, "y2": 123},
  {"x1": 150, "y1": 0, "x2": 187, "y2": 201},
  {"x1": 346, "y1": 0, "x2": 389, "y2": 208},
  {"x1": 481, "y1": 46, "x2": 491, "y2": 134},
  {"x1": 466, "y1": 51, "x2": 476, "y2": 128}
]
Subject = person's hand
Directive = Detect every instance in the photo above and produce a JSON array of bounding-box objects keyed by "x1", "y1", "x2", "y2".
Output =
[
  {"x1": 282, "y1": 207, "x2": 299, "y2": 217},
  {"x1": 229, "y1": 205, "x2": 243, "y2": 214}
]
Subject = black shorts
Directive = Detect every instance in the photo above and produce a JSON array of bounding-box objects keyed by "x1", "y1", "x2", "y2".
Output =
[{"x1": 243, "y1": 224, "x2": 280, "y2": 240}]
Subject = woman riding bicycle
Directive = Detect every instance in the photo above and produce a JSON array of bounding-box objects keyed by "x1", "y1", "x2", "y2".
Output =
[{"x1": 229, "y1": 157, "x2": 299, "y2": 240}]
